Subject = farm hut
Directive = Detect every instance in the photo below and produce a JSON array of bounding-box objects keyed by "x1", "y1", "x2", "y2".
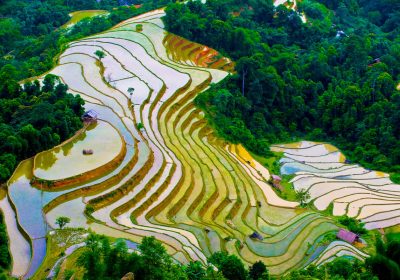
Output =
[
  {"x1": 272, "y1": 175, "x2": 282, "y2": 182},
  {"x1": 271, "y1": 175, "x2": 283, "y2": 191},
  {"x1": 82, "y1": 149, "x2": 94, "y2": 155},
  {"x1": 249, "y1": 231, "x2": 263, "y2": 241},
  {"x1": 337, "y1": 228, "x2": 360, "y2": 244},
  {"x1": 82, "y1": 110, "x2": 98, "y2": 123}
]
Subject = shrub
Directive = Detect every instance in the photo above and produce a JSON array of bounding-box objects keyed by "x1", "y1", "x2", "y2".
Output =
[
  {"x1": 338, "y1": 216, "x2": 367, "y2": 235},
  {"x1": 136, "y1": 24, "x2": 143, "y2": 32}
]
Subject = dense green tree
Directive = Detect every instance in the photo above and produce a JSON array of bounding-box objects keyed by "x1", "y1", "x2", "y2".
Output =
[
  {"x1": 295, "y1": 189, "x2": 311, "y2": 207},
  {"x1": 208, "y1": 252, "x2": 248, "y2": 280},
  {"x1": 249, "y1": 261, "x2": 269, "y2": 280},
  {"x1": 0, "y1": 74, "x2": 85, "y2": 182},
  {"x1": 185, "y1": 261, "x2": 206, "y2": 280},
  {"x1": 94, "y1": 50, "x2": 106, "y2": 60},
  {"x1": 0, "y1": 212, "x2": 10, "y2": 269},
  {"x1": 338, "y1": 216, "x2": 367, "y2": 235},
  {"x1": 165, "y1": 0, "x2": 400, "y2": 176},
  {"x1": 74, "y1": 234, "x2": 381, "y2": 280},
  {"x1": 55, "y1": 216, "x2": 71, "y2": 229},
  {"x1": 366, "y1": 235, "x2": 400, "y2": 280}
]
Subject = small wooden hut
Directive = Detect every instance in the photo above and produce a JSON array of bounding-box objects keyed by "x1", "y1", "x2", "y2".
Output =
[
  {"x1": 272, "y1": 175, "x2": 282, "y2": 182},
  {"x1": 271, "y1": 174, "x2": 283, "y2": 191},
  {"x1": 337, "y1": 228, "x2": 360, "y2": 244},
  {"x1": 83, "y1": 149, "x2": 94, "y2": 155},
  {"x1": 82, "y1": 110, "x2": 98, "y2": 123},
  {"x1": 249, "y1": 231, "x2": 263, "y2": 241}
]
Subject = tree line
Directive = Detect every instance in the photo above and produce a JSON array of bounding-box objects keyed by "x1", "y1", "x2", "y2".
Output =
[
  {"x1": 74, "y1": 233, "x2": 380, "y2": 280},
  {"x1": 0, "y1": 211, "x2": 10, "y2": 280},
  {"x1": 0, "y1": 74, "x2": 85, "y2": 181},
  {"x1": 0, "y1": 0, "x2": 175, "y2": 82},
  {"x1": 164, "y1": 0, "x2": 400, "y2": 178}
]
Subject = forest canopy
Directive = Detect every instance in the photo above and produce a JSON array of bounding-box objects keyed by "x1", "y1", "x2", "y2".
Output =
[
  {"x1": 75, "y1": 233, "x2": 377, "y2": 280},
  {"x1": 164, "y1": 0, "x2": 400, "y2": 174},
  {"x1": 0, "y1": 0, "x2": 174, "y2": 81}
]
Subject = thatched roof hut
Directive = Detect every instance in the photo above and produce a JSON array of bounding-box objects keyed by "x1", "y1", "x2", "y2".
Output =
[
  {"x1": 249, "y1": 231, "x2": 263, "y2": 241},
  {"x1": 272, "y1": 174, "x2": 282, "y2": 182},
  {"x1": 83, "y1": 149, "x2": 93, "y2": 155},
  {"x1": 82, "y1": 110, "x2": 98, "y2": 123},
  {"x1": 337, "y1": 228, "x2": 359, "y2": 243}
]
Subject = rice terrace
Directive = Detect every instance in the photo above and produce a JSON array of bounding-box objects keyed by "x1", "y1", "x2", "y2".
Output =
[{"x1": 0, "y1": 0, "x2": 400, "y2": 279}]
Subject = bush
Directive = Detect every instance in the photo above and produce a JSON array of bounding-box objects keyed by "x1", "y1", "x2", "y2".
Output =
[
  {"x1": 338, "y1": 216, "x2": 367, "y2": 235},
  {"x1": 64, "y1": 269, "x2": 74, "y2": 280},
  {"x1": 0, "y1": 212, "x2": 10, "y2": 269},
  {"x1": 390, "y1": 173, "x2": 400, "y2": 184},
  {"x1": 136, "y1": 24, "x2": 143, "y2": 32}
]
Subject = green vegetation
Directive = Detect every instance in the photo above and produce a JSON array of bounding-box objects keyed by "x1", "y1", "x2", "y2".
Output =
[
  {"x1": 136, "y1": 123, "x2": 145, "y2": 130},
  {"x1": 94, "y1": 50, "x2": 106, "y2": 61},
  {"x1": 76, "y1": 234, "x2": 225, "y2": 280},
  {"x1": 338, "y1": 215, "x2": 367, "y2": 235},
  {"x1": 74, "y1": 233, "x2": 379, "y2": 280},
  {"x1": 366, "y1": 235, "x2": 400, "y2": 280},
  {"x1": 295, "y1": 189, "x2": 311, "y2": 208},
  {"x1": 0, "y1": 0, "x2": 174, "y2": 82},
  {"x1": 250, "y1": 151, "x2": 297, "y2": 200},
  {"x1": 2, "y1": 1, "x2": 398, "y2": 278},
  {"x1": 55, "y1": 216, "x2": 71, "y2": 229},
  {"x1": 165, "y1": 0, "x2": 400, "y2": 173},
  {"x1": 390, "y1": 173, "x2": 400, "y2": 184},
  {"x1": 33, "y1": 228, "x2": 87, "y2": 280},
  {"x1": 249, "y1": 151, "x2": 281, "y2": 175},
  {"x1": 285, "y1": 258, "x2": 376, "y2": 280},
  {"x1": 0, "y1": 211, "x2": 10, "y2": 275},
  {"x1": 0, "y1": 74, "x2": 84, "y2": 181},
  {"x1": 71, "y1": 234, "x2": 388, "y2": 280},
  {"x1": 136, "y1": 24, "x2": 144, "y2": 32},
  {"x1": 127, "y1": 87, "x2": 135, "y2": 96}
]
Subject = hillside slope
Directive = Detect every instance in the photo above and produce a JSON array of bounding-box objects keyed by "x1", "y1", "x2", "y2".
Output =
[{"x1": 3, "y1": 9, "x2": 366, "y2": 278}]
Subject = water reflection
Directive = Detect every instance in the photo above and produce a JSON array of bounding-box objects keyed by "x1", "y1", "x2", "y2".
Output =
[{"x1": 34, "y1": 121, "x2": 122, "y2": 180}]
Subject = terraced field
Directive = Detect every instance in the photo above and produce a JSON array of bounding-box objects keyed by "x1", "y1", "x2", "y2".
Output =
[
  {"x1": 272, "y1": 141, "x2": 400, "y2": 230},
  {"x1": 61, "y1": 10, "x2": 109, "y2": 28},
  {"x1": 2, "y1": 9, "x2": 365, "y2": 279}
]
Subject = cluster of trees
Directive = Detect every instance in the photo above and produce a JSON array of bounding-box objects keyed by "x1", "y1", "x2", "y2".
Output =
[
  {"x1": 0, "y1": 74, "x2": 85, "y2": 181},
  {"x1": 338, "y1": 215, "x2": 367, "y2": 235},
  {"x1": 75, "y1": 233, "x2": 377, "y2": 280},
  {"x1": 0, "y1": 211, "x2": 10, "y2": 279},
  {"x1": 0, "y1": 0, "x2": 173, "y2": 81},
  {"x1": 164, "y1": 0, "x2": 400, "y2": 175},
  {"x1": 366, "y1": 235, "x2": 400, "y2": 280}
]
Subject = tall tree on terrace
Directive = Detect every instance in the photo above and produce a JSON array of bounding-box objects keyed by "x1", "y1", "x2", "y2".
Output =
[{"x1": 236, "y1": 56, "x2": 260, "y2": 96}]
